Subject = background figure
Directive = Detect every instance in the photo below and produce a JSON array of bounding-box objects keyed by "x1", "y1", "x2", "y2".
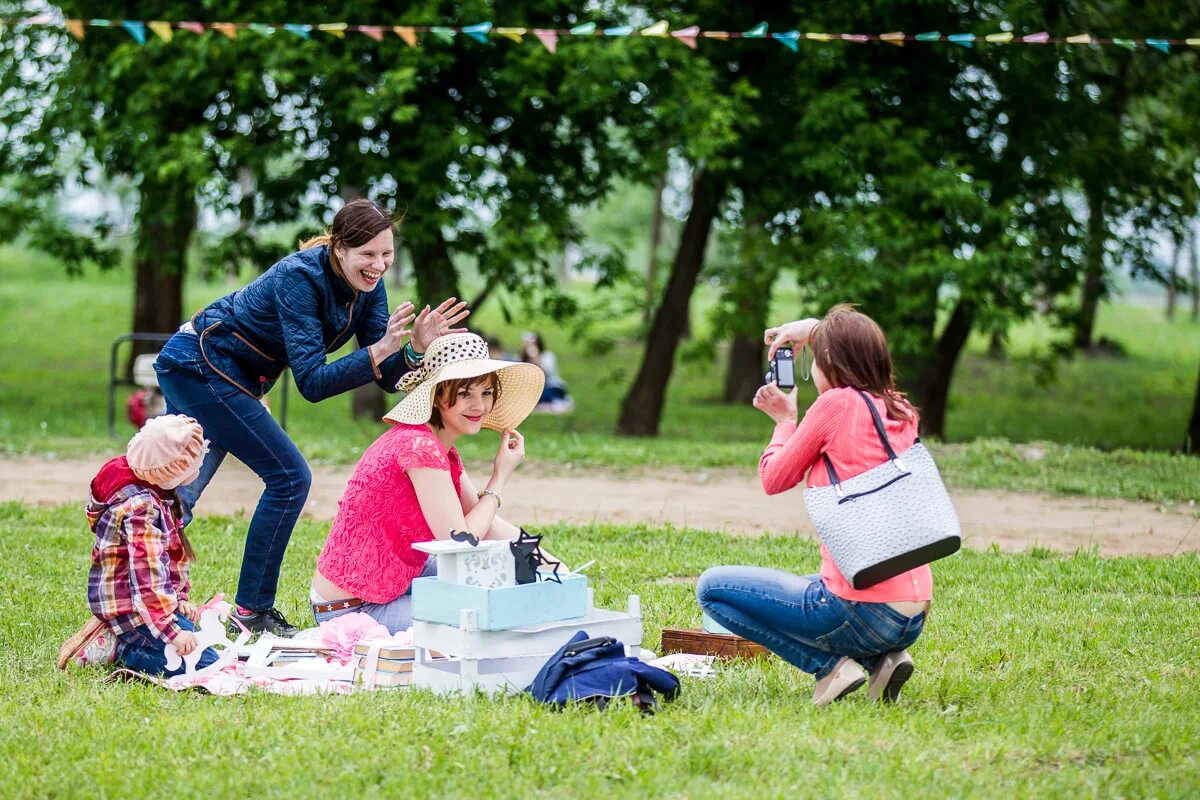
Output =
[{"x1": 520, "y1": 331, "x2": 574, "y2": 413}]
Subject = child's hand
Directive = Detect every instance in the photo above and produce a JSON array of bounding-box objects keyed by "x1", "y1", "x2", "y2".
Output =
[
  {"x1": 174, "y1": 631, "x2": 199, "y2": 656},
  {"x1": 177, "y1": 600, "x2": 199, "y2": 623},
  {"x1": 753, "y1": 382, "x2": 798, "y2": 424}
]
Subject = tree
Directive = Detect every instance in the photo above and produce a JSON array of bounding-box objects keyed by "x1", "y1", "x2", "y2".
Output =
[{"x1": 1, "y1": 6, "x2": 305, "y2": 361}]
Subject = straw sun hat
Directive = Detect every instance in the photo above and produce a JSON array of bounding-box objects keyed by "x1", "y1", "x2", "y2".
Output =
[{"x1": 383, "y1": 333, "x2": 544, "y2": 431}]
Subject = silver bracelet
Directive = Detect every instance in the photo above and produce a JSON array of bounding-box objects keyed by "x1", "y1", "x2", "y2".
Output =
[{"x1": 477, "y1": 488, "x2": 502, "y2": 509}]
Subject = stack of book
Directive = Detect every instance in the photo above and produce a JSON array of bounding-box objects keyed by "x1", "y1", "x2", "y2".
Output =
[{"x1": 353, "y1": 641, "x2": 449, "y2": 688}]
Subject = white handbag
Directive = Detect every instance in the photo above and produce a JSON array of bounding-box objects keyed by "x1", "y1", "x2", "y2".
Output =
[{"x1": 803, "y1": 390, "x2": 961, "y2": 589}]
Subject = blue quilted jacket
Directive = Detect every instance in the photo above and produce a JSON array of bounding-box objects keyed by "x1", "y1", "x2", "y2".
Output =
[{"x1": 189, "y1": 245, "x2": 410, "y2": 401}]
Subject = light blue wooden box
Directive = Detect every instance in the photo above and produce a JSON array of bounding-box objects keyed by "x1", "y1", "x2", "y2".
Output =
[{"x1": 411, "y1": 574, "x2": 588, "y2": 631}]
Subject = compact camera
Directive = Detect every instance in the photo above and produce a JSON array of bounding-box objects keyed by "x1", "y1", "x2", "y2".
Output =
[{"x1": 765, "y1": 346, "x2": 796, "y2": 390}]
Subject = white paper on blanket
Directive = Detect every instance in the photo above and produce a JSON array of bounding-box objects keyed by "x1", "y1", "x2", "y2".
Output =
[
  {"x1": 650, "y1": 652, "x2": 717, "y2": 679},
  {"x1": 242, "y1": 637, "x2": 356, "y2": 681},
  {"x1": 163, "y1": 601, "x2": 250, "y2": 677}
]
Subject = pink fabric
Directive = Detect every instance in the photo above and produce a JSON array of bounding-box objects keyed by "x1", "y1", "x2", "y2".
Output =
[
  {"x1": 316, "y1": 423, "x2": 463, "y2": 603},
  {"x1": 317, "y1": 612, "x2": 391, "y2": 664},
  {"x1": 759, "y1": 387, "x2": 933, "y2": 603}
]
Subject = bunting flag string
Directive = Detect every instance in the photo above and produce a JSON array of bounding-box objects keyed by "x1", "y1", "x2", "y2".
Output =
[{"x1": 2, "y1": 16, "x2": 1198, "y2": 54}]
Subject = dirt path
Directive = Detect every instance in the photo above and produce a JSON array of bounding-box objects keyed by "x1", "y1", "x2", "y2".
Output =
[{"x1": 3, "y1": 455, "x2": 1196, "y2": 557}]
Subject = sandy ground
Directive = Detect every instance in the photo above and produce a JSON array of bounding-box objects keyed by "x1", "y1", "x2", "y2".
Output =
[{"x1": 3, "y1": 455, "x2": 1196, "y2": 557}]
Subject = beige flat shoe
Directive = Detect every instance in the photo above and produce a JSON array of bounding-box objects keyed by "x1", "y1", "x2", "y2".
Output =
[
  {"x1": 812, "y1": 657, "x2": 866, "y2": 707},
  {"x1": 57, "y1": 618, "x2": 116, "y2": 670},
  {"x1": 867, "y1": 650, "x2": 914, "y2": 702}
]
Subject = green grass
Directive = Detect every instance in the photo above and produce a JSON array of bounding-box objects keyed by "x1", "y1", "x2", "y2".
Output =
[
  {"x1": 1, "y1": 245, "x2": 1198, "y2": 506},
  {"x1": 2, "y1": 502, "x2": 1198, "y2": 797}
]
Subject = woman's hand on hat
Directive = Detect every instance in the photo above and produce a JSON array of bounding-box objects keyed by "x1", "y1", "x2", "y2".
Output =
[
  {"x1": 753, "y1": 382, "x2": 797, "y2": 424},
  {"x1": 765, "y1": 318, "x2": 820, "y2": 360},
  {"x1": 494, "y1": 429, "x2": 525, "y2": 477},
  {"x1": 371, "y1": 302, "x2": 417, "y2": 362},
  {"x1": 411, "y1": 297, "x2": 471, "y2": 353}
]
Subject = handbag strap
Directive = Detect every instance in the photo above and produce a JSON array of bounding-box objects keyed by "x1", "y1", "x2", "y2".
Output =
[{"x1": 819, "y1": 389, "x2": 908, "y2": 498}]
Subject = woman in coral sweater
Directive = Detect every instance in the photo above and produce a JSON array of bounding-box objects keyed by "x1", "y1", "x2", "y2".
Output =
[{"x1": 697, "y1": 305, "x2": 931, "y2": 707}]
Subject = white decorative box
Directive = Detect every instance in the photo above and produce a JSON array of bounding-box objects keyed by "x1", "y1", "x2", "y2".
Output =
[
  {"x1": 412, "y1": 594, "x2": 643, "y2": 696},
  {"x1": 412, "y1": 539, "x2": 516, "y2": 589},
  {"x1": 411, "y1": 573, "x2": 588, "y2": 630}
]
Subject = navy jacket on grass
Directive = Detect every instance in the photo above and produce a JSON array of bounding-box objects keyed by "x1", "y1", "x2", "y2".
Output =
[{"x1": 190, "y1": 245, "x2": 410, "y2": 401}]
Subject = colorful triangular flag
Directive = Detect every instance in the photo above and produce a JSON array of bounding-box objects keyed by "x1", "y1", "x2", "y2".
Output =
[
  {"x1": 534, "y1": 29, "x2": 557, "y2": 52},
  {"x1": 65, "y1": 20, "x2": 86, "y2": 39},
  {"x1": 212, "y1": 23, "x2": 238, "y2": 40},
  {"x1": 1146, "y1": 38, "x2": 1169, "y2": 53},
  {"x1": 915, "y1": 31, "x2": 941, "y2": 41},
  {"x1": 947, "y1": 33, "x2": 975, "y2": 47},
  {"x1": 604, "y1": 26, "x2": 634, "y2": 36},
  {"x1": 462, "y1": 22, "x2": 492, "y2": 44},
  {"x1": 1112, "y1": 38, "x2": 1137, "y2": 49},
  {"x1": 147, "y1": 21, "x2": 173, "y2": 42},
  {"x1": 178, "y1": 22, "x2": 206, "y2": 35},
  {"x1": 672, "y1": 25, "x2": 700, "y2": 49},
  {"x1": 880, "y1": 31, "x2": 905, "y2": 47},
  {"x1": 431, "y1": 27, "x2": 456, "y2": 45},
  {"x1": 1021, "y1": 32, "x2": 1050, "y2": 43},
  {"x1": 249, "y1": 24, "x2": 275, "y2": 36},
  {"x1": 570, "y1": 23, "x2": 597, "y2": 36},
  {"x1": 359, "y1": 25, "x2": 385, "y2": 42},
  {"x1": 393, "y1": 27, "x2": 417, "y2": 47},
  {"x1": 774, "y1": 31, "x2": 800, "y2": 51},
  {"x1": 1065, "y1": 34, "x2": 1092, "y2": 44},
  {"x1": 318, "y1": 23, "x2": 348, "y2": 39},
  {"x1": 285, "y1": 24, "x2": 311, "y2": 39},
  {"x1": 122, "y1": 21, "x2": 147, "y2": 44},
  {"x1": 496, "y1": 27, "x2": 526, "y2": 43},
  {"x1": 985, "y1": 32, "x2": 1013, "y2": 43},
  {"x1": 743, "y1": 22, "x2": 768, "y2": 38},
  {"x1": 641, "y1": 21, "x2": 669, "y2": 37}
]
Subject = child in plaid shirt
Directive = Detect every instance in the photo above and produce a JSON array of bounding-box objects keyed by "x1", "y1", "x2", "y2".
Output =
[{"x1": 58, "y1": 415, "x2": 220, "y2": 676}]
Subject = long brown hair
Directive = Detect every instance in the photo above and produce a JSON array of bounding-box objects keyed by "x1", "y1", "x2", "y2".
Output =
[
  {"x1": 810, "y1": 304, "x2": 914, "y2": 423},
  {"x1": 299, "y1": 198, "x2": 396, "y2": 274},
  {"x1": 429, "y1": 373, "x2": 502, "y2": 429}
]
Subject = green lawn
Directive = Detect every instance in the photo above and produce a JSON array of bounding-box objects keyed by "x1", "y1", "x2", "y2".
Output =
[
  {"x1": 2, "y1": 503, "x2": 1197, "y2": 797},
  {"x1": 2, "y1": 245, "x2": 1198, "y2": 506}
]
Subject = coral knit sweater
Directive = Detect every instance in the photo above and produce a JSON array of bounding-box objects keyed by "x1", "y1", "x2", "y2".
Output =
[{"x1": 760, "y1": 386, "x2": 933, "y2": 603}]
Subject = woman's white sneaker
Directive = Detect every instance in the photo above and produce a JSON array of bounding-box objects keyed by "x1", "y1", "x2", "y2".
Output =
[
  {"x1": 867, "y1": 650, "x2": 914, "y2": 702},
  {"x1": 812, "y1": 657, "x2": 867, "y2": 707}
]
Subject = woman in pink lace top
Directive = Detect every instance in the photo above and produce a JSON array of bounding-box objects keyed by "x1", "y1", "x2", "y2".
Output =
[{"x1": 310, "y1": 333, "x2": 545, "y2": 633}]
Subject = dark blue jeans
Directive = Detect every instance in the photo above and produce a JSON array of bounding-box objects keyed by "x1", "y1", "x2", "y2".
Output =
[
  {"x1": 696, "y1": 566, "x2": 925, "y2": 678},
  {"x1": 155, "y1": 332, "x2": 312, "y2": 611},
  {"x1": 116, "y1": 615, "x2": 219, "y2": 677}
]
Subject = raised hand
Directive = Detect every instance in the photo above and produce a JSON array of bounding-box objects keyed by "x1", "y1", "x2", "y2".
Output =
[
  {"x1": 493, "y1": 429, "x2": 526, "y2": 478},
  {"x1": 765, "y1": 318, "x2": 820, "y2": 360},
  {"x1": 411, "y1": 297, "x2": 471, "y2": 352},
  {"x1": 370, "y1": 301, "x2": 417, "y2": 364},
  {"x1": 753, "y1": 382, "x2": 798, "y2": 424}
]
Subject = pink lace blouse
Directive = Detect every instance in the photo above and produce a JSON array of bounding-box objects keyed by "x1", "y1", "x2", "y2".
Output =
[{"x1": 316, "y1": 423, "x2": 463, "y2": 603}]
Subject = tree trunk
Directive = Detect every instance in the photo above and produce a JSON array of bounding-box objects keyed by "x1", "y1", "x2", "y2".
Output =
[
  {"x1": 1166, "y1": 231, "x2": 1181, "y2": 320},
  {"x1": 1191, "y1": 226, "x2": 1199, "y2": 322},
  {"x1": 1185, "y1": 358, "x2": 1200, "y2": 454},
  {"x1": 723, "y1": 333, "x2": 765, "y2": 404},
  {"x1": 1075, "y1": 182, "x2": 1107, "y2": 350},
  {"x1": 617, "y1": 170, "x2": 722, "y2": 437},
  {"x1": 410, "y1": 230, "x2": 461, "y2": 306},
  {"x1": 910, "y1": 299, "x2": 975, "y2": 439},
  {"x1": 131, "y1": 175, "x2": 196, "y2": 366},
  {"x1": 644, "y1": 173, "x2": 666, "y2": 323}
]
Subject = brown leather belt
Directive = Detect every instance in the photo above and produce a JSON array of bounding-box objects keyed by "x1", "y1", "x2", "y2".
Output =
[{"x1": 311, "y1": 597, "x2": 365, "y2": 614}]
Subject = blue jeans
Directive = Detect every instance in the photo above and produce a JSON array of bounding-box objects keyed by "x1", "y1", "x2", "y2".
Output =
[
  {"x1": 116, "y1": 615, "x2": 219, "y2": 677},
  {"x1": 696, "y1": 566, "x2": 925, "y2": 678},
  {"x1": 155, "y1": 332, "x2": 311, "y2": 611},
  {"x1": 312, "y1": 557, "x2": 438, "y2": 634}
]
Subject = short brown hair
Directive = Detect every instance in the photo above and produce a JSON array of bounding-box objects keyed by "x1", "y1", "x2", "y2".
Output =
[
  {"x1": 810, "y1": 304, "x2": 914, "y2": 423},
  {"x1": 429, "y1": 373, "x2": 502, "y2": 429}
]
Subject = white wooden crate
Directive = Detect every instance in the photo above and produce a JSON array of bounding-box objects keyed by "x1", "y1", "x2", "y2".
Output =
[{"x1": 412, "y1": 653, "x2": 550, "y2": 696}]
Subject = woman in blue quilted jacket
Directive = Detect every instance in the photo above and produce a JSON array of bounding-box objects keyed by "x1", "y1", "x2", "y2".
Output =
[{"x1": 153, "y1": 199, "x2": 468, "y2": 636}]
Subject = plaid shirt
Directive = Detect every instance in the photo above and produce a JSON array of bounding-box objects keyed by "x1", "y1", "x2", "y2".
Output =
[{"x1": 87, "y1": 483, "x2": 191, "y2": 643}]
